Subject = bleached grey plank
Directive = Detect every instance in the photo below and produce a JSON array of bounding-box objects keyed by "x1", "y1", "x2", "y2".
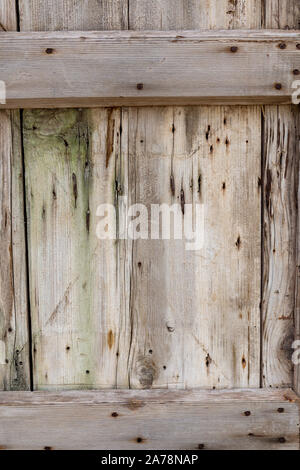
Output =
[
  {"x1": 262, "y1": 0, "x2": 300, "y2": 392},
  {"x1": 0, "y1": 0, "x2": 30, "y2": 391},
  {"x1": 0, "y1": 30, "x2": 299, "y2": 107},
  {"x1": 20, "y1": 1, "x2": 130, "y2": 390}
]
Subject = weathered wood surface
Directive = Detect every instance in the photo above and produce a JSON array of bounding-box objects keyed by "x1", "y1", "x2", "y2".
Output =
[
  {"x1": 19, "y1": 0, "x2": 265, "y2": 390},
  {"x1": 20, "y1": 2, "x2": 129, "y2": 389},
  {"x1": 262, "y1": 1, "x2": 300, "y2": 390},
  {"x1": 0, "y1": 30, "x2": 299, "y2": 108},
  {"x1": 262, "y1": 106, "x2": 299, "y2": 388},
  {"x1": 0, "y1": 1, "x2": 30, "y2": 390},
  {"x1": 18, "y1": 0, "x2": 129, "y2": 32},
  {"x1": 129, "y1": 0, "x2": 263, "y2": 30},
  {"x1": 296, "y1": 105, "x2": 300, "y2": 395},
  {"x1": 0, "y1": 389, "x2": 298, "y2": 450},
  {"x1": 126, "y1": 1, "x2": 262, "y2": 390},
  {"x1": 16, "y1": 0, "x2": 300, "y2": 394},
  {"x1": 263, "y1": 1, "x2": 300, "y2": 29},
  {"x1": 125, "y1": 106, "x2": 261, "y2": 389}
]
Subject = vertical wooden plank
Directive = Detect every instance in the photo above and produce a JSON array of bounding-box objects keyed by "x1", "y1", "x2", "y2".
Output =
[
  {"x1": 125, "y1": 1, "x2": 262, "y2": 388},
  {"x1": 262, "y1": 1, "x2": 299, "y2": 389},
  {"x1": 18, "y1": 0, "x2": 128, "y2": 31},
  {"x1": 19, "y1": 1, "x2": 129, "y2": 389},
  {"x1": 129, "y1": 0, "x2": 262, "y2": 30},
  {"x1": 295, "y1": 109, "x2": 300, "y2": 395},
  {"x1": 0, "y1": 1, "x2": 30, "y2": 390},
  {"x1": 124, "y1": 105, "x2": 261, "y2": 389},
  {"x1": 263, "y1": 0, "x2": 300, "y2": 29}
]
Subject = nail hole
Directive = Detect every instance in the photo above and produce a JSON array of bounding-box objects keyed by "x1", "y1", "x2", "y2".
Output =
[
  {"x1": 293, "y1": 69, "x2": 300, "y2": 75},
  {"x1": 86, "y1": 370, "x2": 90, "y2": 374},
  {"x1": 111, "y1": 412, "x2": 118, "y2": 418},
  {"x1": 244, "y1": 411, "x2": 251, "y2": 417},
  {"x1": 278, "y1": 43, "x2": 287, "y2": 49},
  {"x1": 44, "y1": 446, "x2": 52, "y2": 451},
  {"x1": 198, "y1": 444, "x2": 205, "y2": 449},
  {"x1": 296, "y1": 44, "x2": 300, "y2": 50},
  {"x1": 45, "y1": 48, "x2": 54, "y2": 54},
  {"x1": 136, "y1": 437, "x2": 143, "y2": 443},
  {"x1": 278, "y1": 437, "x2": 286, "y2": 444},
  {"x1": 274, "y1": 83, "x2": 282, "y2": 90},
  {"x1": 136, "y1": 83, "x2": 144, "y2": 90},
  {"x1": 230, "y1": 46, "x2": 238, "y2": 53},
  {"x1": 277, "y1": 408, "x2": 284, "y2": 413}
]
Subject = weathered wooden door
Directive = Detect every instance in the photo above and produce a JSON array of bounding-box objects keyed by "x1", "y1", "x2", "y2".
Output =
[{"x1": 0, "y1": 0, "x2": 299, "y2": 450}]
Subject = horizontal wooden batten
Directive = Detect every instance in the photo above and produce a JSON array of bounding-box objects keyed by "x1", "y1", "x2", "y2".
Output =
[
  {"x1": 0, "y1": 389, "x2": 299, "y2": 450},
  {"x1": 0, "y1": 30, "x2": 299, "y2": 107}
]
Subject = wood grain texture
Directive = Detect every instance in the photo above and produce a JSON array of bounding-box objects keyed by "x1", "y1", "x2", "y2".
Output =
[
  {"x1": 0, "y1": 389, "x2": 298, "y2": 450},
  {"x1": 17, "y1": 0, "x2": 299, "y2": 394},
  {"x1": 125, "y1": 0, "x2": 262, "y2": 389},
  {"x1": 262, "y1": 1, "x2": 300, "y2": 390},
  {"x1": 1, "y1": 388, "x2": 298, "y2": 404},
  {"x1": 129, "y1": 0, "x2": 263, "y2": 30},
  {"x1": 263, "y1": 0, "x2": 300, "y2": 29},
  {"x1": 0, "y1": 0, "x2": 17, "y2": 31},
  {"x1": 18, "y1": 0, "x2": 128, "y2": 31},
  {"x1": 296, "y1": 106, "x2": 300, "y2": 395},
  {"x1": 124, "y1": 106, "x2": 261, "y2": 389},
  {"x1": 0, "y1": 1, "x2": 30, "y2": 390},
  {"x1": 1, "y1": 30, "x2": 299, "y2": 108},
  {"x1": 20, "y1": 1, "x2": 130, "y2": 390},
  {"x1": 262, "y1": 106, "x2": 299, "y2": 388},
  {"x1": 23, "y1": 107, "x2": 131, "y2": 389}
]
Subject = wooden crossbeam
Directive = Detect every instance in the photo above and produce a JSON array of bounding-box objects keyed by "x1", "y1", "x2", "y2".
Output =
[
  {"x1": 0, "y1": 389, "x2": 299, "y2": 450},
  {"x1": 0, "y1": 30, "x2": 299, "y2": 108}
]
